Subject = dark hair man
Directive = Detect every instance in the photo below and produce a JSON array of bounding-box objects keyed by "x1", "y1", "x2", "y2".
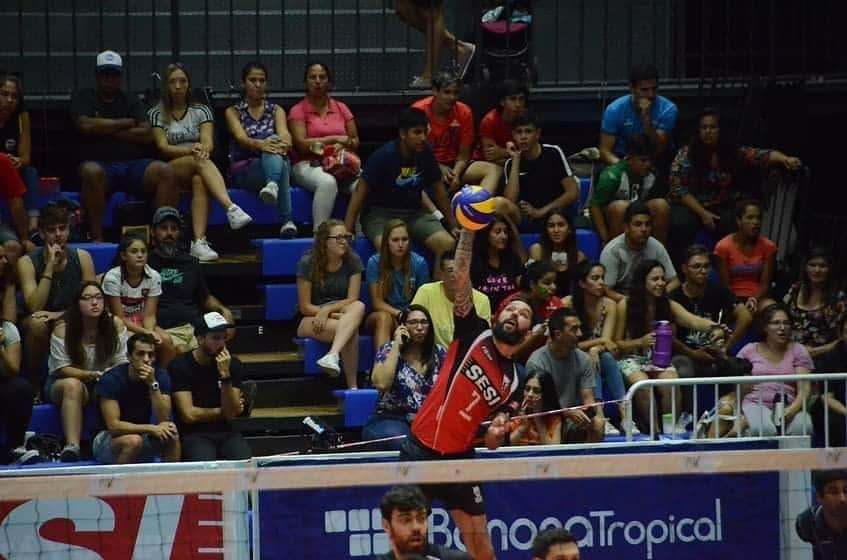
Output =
[
  {"x1": 796, "y1": 469, "x2": 847, "y2": 558},
  {"x1": 477, "y1": 79, "x2": 528, "y2": 165},
  {"x1": 531, "y1": 527, "x2": 580, "y2": 560}
]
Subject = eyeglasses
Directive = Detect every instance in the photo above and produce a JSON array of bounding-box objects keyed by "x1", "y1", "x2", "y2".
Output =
[
  {"x1": 328, "y1": 234, "x2": 353, "y2": 244},
  {"x1": 405, "y1": 319, "x2": 430, "y2": 327},
  {"x1": 79, "y1": 294, "x2": 104, "y2": 302}
]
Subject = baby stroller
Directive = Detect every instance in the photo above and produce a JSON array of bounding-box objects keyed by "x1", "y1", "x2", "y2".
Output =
[{"x1": 478, "y1": 0, "x2": 537, "y2": 84}]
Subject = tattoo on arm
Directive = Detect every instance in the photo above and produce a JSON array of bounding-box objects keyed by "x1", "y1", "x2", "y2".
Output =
[{"x1": 453, "y1": 229, "x2": 475, "y2": 317}]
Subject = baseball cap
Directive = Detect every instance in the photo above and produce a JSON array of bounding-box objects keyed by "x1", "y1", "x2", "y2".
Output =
[
  {"x1": 96, "y1": 50, "x2": 123, "y2": 73},
  {"x1": 152, "y1": 206, "x2": 182, "y2": 226},
  {"x1": 196, "y1": 311, "x2": 234, "y2": 334}
]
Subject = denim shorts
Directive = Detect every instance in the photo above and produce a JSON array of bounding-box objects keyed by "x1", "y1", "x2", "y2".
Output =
[{"x1": 92, "y1": 430, "x2": 163, "y2": 464}]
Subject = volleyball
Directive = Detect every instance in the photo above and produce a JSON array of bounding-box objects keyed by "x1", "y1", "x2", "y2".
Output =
[{"x1": 451, "y1": 185, "x2": 496, "y2": 231}]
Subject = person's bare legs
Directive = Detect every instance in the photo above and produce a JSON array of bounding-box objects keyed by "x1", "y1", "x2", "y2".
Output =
[
  {"x1": 626, "y1": 371, "x2": 654, "y2": 433},
  {"x1": 463, "y1": 161, "x2": 503, "y2": 195},
  {"x1": 366, "y1": 311, "x2": 396, "y2": 351},
  {"x1": 190, "y1": 174, "x2": 210, "y2": 241},
  {"x1": 22, "y1": 316, "x2": 51, "y2": 393},
  {"x1": 328, "y1": 301, "x2": 365, "y2": 355},
  {"x1": 112, "y1": 434, "x2": 144, "y2": 464},
  {"x1": 647, "y1": 198, "x2": 671, "y2": 245},
  {"x1": 657, "y1": 367, "x2": 681, "y2": 421},
  {"x1": 339, "y1": 329, "x2": 360, "y2": 390},
  {"x1": 605, "y1": 200, "x2": 629, "y2": 240},
  {"x1": 144, "y1": 160, "x2": 179, "y2": 209},
  {"x1": 78, "y1": 161, "x2": 108, "y2": 241},
  {"x1": 297, "y1": 302, "x2": 365, "y2": 390},
  {"x1": 451, "y1": 509, "x2": 495, "y2": 560},
  {"x1": 423, "y1": 230, "x2": 456, "y2": 280},
  {"x1": 51, "y1": 378, "x2": 89, "y2": 447},
  {"x1": 395, "y1": 0, "x2": 467, "y2": 82}
]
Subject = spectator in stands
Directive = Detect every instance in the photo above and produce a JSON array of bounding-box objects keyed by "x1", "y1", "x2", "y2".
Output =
[
  {"x1": 71, "y1": 50, "x2": 178, "y2": 241},
  {"x1": 296, "y1": 219, "x2": 365, "y2": 389},
  {"x1": 93, "y1": 332, "x2": 179, "y2": 464},
  {"x1": 811, "y1": 316, "x2": 847, "y2": 448},
  {"x1": 500, "y1": 261, "x2": 564, "y2": 363},
  {"x1": 531, "y1": 527, "x2": 580, "y2": 560},
  {"x1": 784, "y1": 248, "x2": 847, "y2": 358},
  {"x1": 18, "y1": 203, "x2": 96, "y2": 393},
  {"x1": 509, "y1": 371, "x2": 561, "y2": 445},
  {"x1": 527, "y1": 209, "x2": 586, "y2": 298},
  {"x1": 528, "y1": 307, "x2": 604, "y2": 443},
  {"x1": 599, "y1": 201, "x2": 677, "y2": 301},
  {"x1": 0, "y1": 243, "x2": 38, "y2": 465},
  {"x1": 670, "y1": 245, "x2": 753, "y2": 380},
  {"x1": 599, "y1": 64, "x2": 677, "y2": 166},
  {"x1": 714, "y1": 199, "x2": 776, "y2": 313},
  {"x1": 170, "y1": 311, "x2": 252, "y2": 461},
  {"x1": 471, "y1": 214, "x2": 525, "y2": 312},
  {"x1": 366, "y1": 219, "x2": 430, "y2": 351},
  {"x1": 590, "y1": 134, "x2": 670, "y2": 244},
  {"x1": 289, "y1": 62, "x2": 360, "y2": 228},
  {"x1": 149, "y1": 62, "x2": 253, "y2": 262},
  {"x1": 563, "y1": 261, "x2": 629, "y2": 435},
  {"x1": 668, "y1": 107, "x2": 802, "y2": 263},
  {"x1": 147, "y1": 207, "x2": 235, "y2": 367},
  {"x1": 505, "y1": 112, "x2": 579, "y2": 231},
  {"x1": 738, "y1": 303, "x2": 813, "y2": 437},
  {"x1": 477, "y1": 79, "x2": 528, "y2": 166},
  {"x1": 614, "y1": 259, "x2": 723, "y2": 432},
  {"x1": 377, "y1": 485, "x2": 471, "y2": 560},
  {"x1": 0, "y1": 154, "x2": 28, "y2": 262},
  {"x1": 796, "y1": 469, "x2": 847, "y2": 558},
  {"x1": 225, "y1": 61, "x2": 297, "y2": 239},
  {"x1": 412, "y1": 71, "x2": 502, "y2": 194},
  {"x1": 411, "y1": 250, "x2": 492, "y2": 349},
  {"x1": 345, "y1": 108, "x2": 457, "y2": 279},
  {"x1": 0, "y1": 71, "x2": 40, "y2": 241},
  {"x1": 47, "y1": 281, "x2": 128, "y2": 462},
  {"x1": 102, "y1": 234, "x2": 165, "y2": 348},
  {"x1": 365, "y1": 305, "x2": 445, "y2": 450},
  {"x1": 394, "y1": 0, "x2": 476, "y2": 88}
]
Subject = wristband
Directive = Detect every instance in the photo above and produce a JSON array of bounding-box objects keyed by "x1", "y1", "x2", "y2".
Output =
[{"x1": 150, "y1": 381, "x2": 160, "y2": 392}]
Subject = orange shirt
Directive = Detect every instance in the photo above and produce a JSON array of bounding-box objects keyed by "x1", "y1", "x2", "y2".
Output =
[{"x1": 411, "y1": 96, "x2": 474, "y2": 164}]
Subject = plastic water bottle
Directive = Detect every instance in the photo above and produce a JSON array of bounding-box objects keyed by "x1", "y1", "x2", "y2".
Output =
[{"x1": 652, "y1": 320, "x2": 673, "y2": 368}]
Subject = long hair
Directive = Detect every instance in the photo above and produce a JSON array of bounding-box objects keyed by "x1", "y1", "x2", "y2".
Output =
[
  {"x1": 0, "y1": 72, "x2": 24, "y2": 116},
  {"x1": 399, "y1": 304, "x2": 438, "y2": 378},
  {"x1": 110, "y1": 233, "x2": 151, "y2": 283},
  {"x1": 158, "y1": 63, "x2": 196, "y2": 124},
  {"x1": 571, "y1": 260, "x2": 604, "y2": 338},
  {"x1": 377, "y1": 219, "x2": 412, "y2": 303},
  {"x1": 687, "y1": 107, "x2": 742, "y2": 195},
  {"x1": 796, "y1": 247, "x2": 838, "y2": 305},
  {"x1": 625, "y1": 259, "x2": 671, "y2": 339},
  {"x1": 473, "y1": 216, "x2": 522, "y2": 269},
  {"x1": 539, "y1": 208, "x2": 579, "y2": 275},
  {"x1": 309, "y1": 219, "x2": 347, "y2": 289},
  {"x1": 65, "y1": 281, "x2": 119, "y2": 370}
]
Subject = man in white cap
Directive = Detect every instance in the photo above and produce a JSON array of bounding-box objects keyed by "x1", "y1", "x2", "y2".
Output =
[{"x1": 69, "y1": 50, "x2": 178, "y2": 240}]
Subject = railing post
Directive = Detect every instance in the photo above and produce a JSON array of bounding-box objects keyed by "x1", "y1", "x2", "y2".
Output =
[{"x1": 171, "y1": 0, "x2": 181, "y2": 60}]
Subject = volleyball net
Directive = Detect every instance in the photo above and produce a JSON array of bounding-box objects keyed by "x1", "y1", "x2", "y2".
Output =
[{"x1": 0, "y1": 436, "x2": 843, "y2": 559}]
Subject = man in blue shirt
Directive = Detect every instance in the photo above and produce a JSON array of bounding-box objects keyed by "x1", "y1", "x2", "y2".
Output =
[
  {"x1": 93, "y1": 332, "x2": 179, "y2": 464},
  {"x1": 599, "y1": 64, "x2": 678, "y2": 166}
]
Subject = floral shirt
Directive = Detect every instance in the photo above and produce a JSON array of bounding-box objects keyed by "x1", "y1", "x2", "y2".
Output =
[
  {"x1": 784, "y1": 283, "x2": 847, "y2": 348},
  {"x1": 228, "y1": 99, "x2": 278, "y2": 167},
  {"x1": 373, "y1": 342, "x2": 446, "y2": 417},
  {"x1": 669, "y1": 145, "x2": 771, "y2": 207}
]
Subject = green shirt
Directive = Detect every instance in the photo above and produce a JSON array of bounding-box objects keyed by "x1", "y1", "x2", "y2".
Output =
[{"x1": 590, "y1": 159, "x2": 656, "y2": 207}]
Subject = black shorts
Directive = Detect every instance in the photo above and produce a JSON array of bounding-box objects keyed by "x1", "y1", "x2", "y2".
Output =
[{"x1": 399, "y1": 437, "x2": 486, "y2": 516}]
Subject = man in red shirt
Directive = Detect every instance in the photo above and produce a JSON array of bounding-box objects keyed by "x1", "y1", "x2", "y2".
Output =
[
  {"x1": 400, "y1": 198, "x2": 532, "y2": 560},
  {"x1": 476, "y1": 79, "x2": 528, "y2": 166}
]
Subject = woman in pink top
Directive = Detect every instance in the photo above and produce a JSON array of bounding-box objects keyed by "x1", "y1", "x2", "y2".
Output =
[
  {"x1": 738, "y1": 303, "x2": 813, "y2": 437},
  {"x1": 288, "y1": 62, "x2": 360, "y2": 228},
  {"x1": 714, "y1": 199, "x2": 776, "y2": 312}
]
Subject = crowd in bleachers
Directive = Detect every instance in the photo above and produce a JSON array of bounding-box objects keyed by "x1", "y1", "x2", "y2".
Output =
[{"x1": 1, "y1": 47, "x2": 838, "y2": 467}]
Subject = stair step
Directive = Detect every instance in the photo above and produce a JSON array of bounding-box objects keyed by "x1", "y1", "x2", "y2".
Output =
[
  {"x1": 251, "y1": 405, "x2": 339, "y2": 418},
  {"x1": 251, "y1": 377, "x2": 339, "y2": 407},
  {"x1": 229, "y1": 325, "x2": 298, "y2": 353}
]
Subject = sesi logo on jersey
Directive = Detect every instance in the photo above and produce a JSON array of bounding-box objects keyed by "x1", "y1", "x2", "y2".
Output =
[{"x1": 462, "y1": 359, "x2": 502, "y2": 407}]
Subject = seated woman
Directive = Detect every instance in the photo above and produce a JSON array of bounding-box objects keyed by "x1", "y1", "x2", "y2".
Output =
[
  {"x1": 668, "y1": 106, "x2": 802, "y2": 262},
  {"x1": 471, "y1": 213, "x2": 526, "y2": 312},
  {"x1": 500, "y1": 261, "x2": 564, "y2": 363},
  {"x1": 783, "y1": 248, "x2": 847, "y2": 358},
  {"x1": 289, "y1": 62, "x2": 360, "y2": 228},
  {"x1": 365, "y1": 219, "x2": 430, "y2": 351},
  {"x1": 149, "y1": 63, "x2": 252, "y2": 262},
  {"x1": 225, "y1": 61, "x2": 297, "y2": 238},
  {"x1": 102, "y1": 234, "x2": 170, "y2": 357},
  {"x1": 509, "y1": 371, "x2": 562, "y2": 445},
  {"x1": 738, "y1": 303, "x2": 813, "y2": 437},
  {"x1": 296, "y1": 219, "x2": 365, "y2": 389},
  {"x1": 615, "y1": 259, "x2": 724, "y2": 433},
  {"x1": 564, "y1": 260, "x2": 629, "y2": 435},
  {"x1": 811, "y1": 316, "x2": 847, "y2": 447},
  {"x1": 527, "y1": 209, "x2": 586, "y2": 298},
  {"x1": 0, "y1": 243, "x2": 37, "y2": 465},
  {"x1": 363, "y1": 305, "x2": 445, "y2": 450},
  {"x1": 714, "y1": 199, "x2": 776, "y2": 312},
  {"x1": 47, "y1": 281, "x2": 128, "y2": 462}
]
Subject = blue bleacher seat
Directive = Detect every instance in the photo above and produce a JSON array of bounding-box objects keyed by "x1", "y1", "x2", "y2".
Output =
[
  {"x1": 299, "y1": 336, "x2": 375, "y2": 376},
  {"x1": 252, "y1": 237, "x2": 375, "y2": 276},
  {"x1": 578, "y1": 176, "x2": 591, "y2": 211},
  {"x1": 262, "y1": 284, "x2": 299, "y2": 320},
  {"x1": 71, "y1": 242, "x2": 118, "y2": 274},
  {"x1": 27, "y1": 403, "x2": 100, "y2": 441},
  {"x1": 519, "y1": 229, "x2": 602, "y2": 261},
  {"x1": 332, "y1": 389, "x2": 379, "y2": 428}
]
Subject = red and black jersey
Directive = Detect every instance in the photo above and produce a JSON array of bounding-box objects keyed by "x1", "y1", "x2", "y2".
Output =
[{"x1": 411, "y1": 309, "x2": 520, "y2": 455}]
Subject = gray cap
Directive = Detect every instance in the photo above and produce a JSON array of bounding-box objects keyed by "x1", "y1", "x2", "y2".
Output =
[{"x1": 152, "y1": 206, "x2": 182, "y2": 226}]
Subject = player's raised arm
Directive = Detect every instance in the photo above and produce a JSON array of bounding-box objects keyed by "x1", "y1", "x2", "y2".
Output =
[{"x1": 453, "y1": 227, "x2": 475, "y2": 318}]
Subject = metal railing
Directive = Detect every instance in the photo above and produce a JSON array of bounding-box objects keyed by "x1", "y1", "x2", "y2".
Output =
[{"x1": 623, "y1": 372, "x2": 847, "y2": 447}]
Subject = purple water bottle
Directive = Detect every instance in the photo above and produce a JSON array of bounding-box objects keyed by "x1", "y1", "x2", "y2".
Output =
[{"x1": 652, "y1": 320, "x2": 673, "y2": 368}]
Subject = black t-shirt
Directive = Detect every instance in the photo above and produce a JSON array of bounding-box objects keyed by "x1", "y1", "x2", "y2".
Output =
[
  {"x1": 168, "y1": 351, "x2": 243, "y2": 435},
  {"x1": 796, "y1": 506, "x2": 847, "y2": 559},
  {"x1": 95, "y1": 363, "x2": 172, "y2": 428},
  {"x1": 815, "y1": 343, "x2": 847, "y2": 404},
  {"x1": 668, "y1": 281, "x2": 735, "y2": 350},
  {"x1": 148, "y1": 251, "x2": 210, "y2": 329},
  {"x1": 375, "y1": 543, "x2": 471, "y2": 559},
  {"x1": 69, "y1": 88, "x2": 149, "y2": 161},
  {"x1": 504, "y1": 144, "x2": 573, "y2": 210},
  {"x1": 471, "y1": 254, "x2": 525, "y2": 312},
  {"x1": 0, "y1": 109, "x2": 21, "y2": 156},
  {"x1": 361, "y1": 139, "x2": 441, "y2": 212}
]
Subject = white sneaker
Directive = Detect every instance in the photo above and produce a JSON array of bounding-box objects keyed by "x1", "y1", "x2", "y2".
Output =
[
  {"x1": 11, "y1": 446, "x2": 40, "y2": 466},
  {"x1": 604, "y1": 419, "x2": 621, "y2": 436},
  {"x1": 226, "y1": 204, "x2": 253, "y2": 230},
  {"x1": 279, "y1": 221, "x2": 298, "y2": 239},
  {"x1": 259, "y1": 181, "x2": 279, "y2": 206},
  {"x1": 316, "y1": 351, "x2": 341, "y2": 378},
  {"x1": 190, "y1": 238, "x2": 219, "y2": 262},
  {"x1": 620, "y1": 420, "x2": 641, "y2": 436}
]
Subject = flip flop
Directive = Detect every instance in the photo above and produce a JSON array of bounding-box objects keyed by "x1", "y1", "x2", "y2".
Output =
[{"x1": 457, "y1": 42, "x2": 477, "y2": 80}]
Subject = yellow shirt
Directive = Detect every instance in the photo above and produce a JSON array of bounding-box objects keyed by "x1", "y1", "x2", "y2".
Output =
[{"x1": 411, "y1": 281, "x2": 492, "y2": 349}]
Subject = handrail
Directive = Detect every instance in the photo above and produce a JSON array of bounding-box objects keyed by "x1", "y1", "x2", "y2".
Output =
[{"x1": 623, "y1": 372, "x2": 847, "y2": 445}]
